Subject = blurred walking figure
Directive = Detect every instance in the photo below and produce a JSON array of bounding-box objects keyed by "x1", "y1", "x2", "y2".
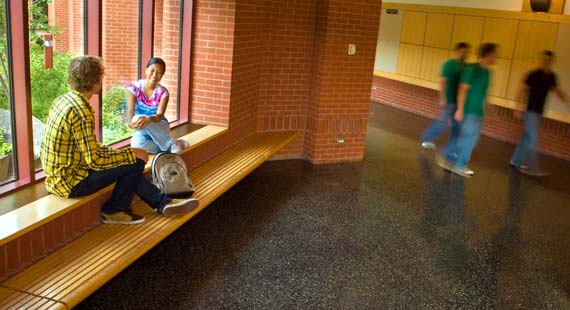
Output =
[
  {"x1": 421, "y1": 42, "x2": 470, "y2": 157},
  {"x1": 438, "y1": 43, "x2": 497, "y2": 178},
  {"x1": 510, "y1": 51, "x2": 569, "y2": 176}
]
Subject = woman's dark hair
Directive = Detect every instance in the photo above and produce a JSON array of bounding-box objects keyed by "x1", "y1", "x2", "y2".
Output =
[{"x1": 146, "y1": 57, "x2": 166, "y2": 72}]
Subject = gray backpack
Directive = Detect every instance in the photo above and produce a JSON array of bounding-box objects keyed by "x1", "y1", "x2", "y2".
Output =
[{"x1": 151, "y1": 152, "x2": 195, "y2": 198}]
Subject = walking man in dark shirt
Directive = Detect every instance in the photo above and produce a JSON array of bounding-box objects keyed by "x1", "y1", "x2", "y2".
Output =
[{"x1": 510, "y1": 50, "x2": 569, "y2": 176}]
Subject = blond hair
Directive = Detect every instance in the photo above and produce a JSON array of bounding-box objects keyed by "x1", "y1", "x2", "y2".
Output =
[{"x1": 68, "y1": 56, "x2": 105, "y2": 93}]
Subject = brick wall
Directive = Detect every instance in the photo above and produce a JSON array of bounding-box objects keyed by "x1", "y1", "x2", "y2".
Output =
[
  {"x1": 190, "y1": 0, "x2": 235, "y2": 126},
  {"x1": 48, "y1": 0, "x2": 383, "y2": 163},
  {"x1": 226, "y1": 0, "x2": 266, "y2": 130},
  {"x1": 101, "y1": 0, "x2": 139, "y2": 91},
  {"x1": 371, "y1": 76, "x2": 570, "y2": 160},
  {"x1": 153, "y1": 0, "x2": 181, "y2": 121},
  {"x1": 304, "y1": 0, "x2": 381, "y2": 163},
  {"x1": 255, "y1": 0, "x2": 317, "y2": 159},
  {"x1": 49, "y1": 0, "x2": 81, "y2": 54}
]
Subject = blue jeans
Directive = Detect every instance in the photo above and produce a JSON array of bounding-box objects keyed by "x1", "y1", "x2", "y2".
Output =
[
  {"x1": 421, "y1": 104, "x2": 460, "y2": 158},
  {"x1": 510, "y1": 111, "x2": 541, "y2": 171},
  {"x1": 454, "y1": 115, "x2": 483, "y2": 168},
  {"x1": 131, "y1": 116, "x2": 175, "y2": 153},
  {"x1": 69, "y1": 159, "x2": 171, "y2": 214}
]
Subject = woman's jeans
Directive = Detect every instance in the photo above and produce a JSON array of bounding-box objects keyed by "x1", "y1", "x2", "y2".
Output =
[{"x1": 131, "y1": 116, "x2": 175, "y2": 153}]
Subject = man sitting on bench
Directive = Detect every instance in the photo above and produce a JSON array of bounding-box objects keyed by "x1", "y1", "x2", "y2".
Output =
[{"x1": 40, "y1": 56, "x2": 199, "y2": 224}]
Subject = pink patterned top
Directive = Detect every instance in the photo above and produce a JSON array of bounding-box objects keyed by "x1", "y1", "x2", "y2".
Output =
[{"x1": 127, "y1": 79, "x2": 169, "y2": 116}]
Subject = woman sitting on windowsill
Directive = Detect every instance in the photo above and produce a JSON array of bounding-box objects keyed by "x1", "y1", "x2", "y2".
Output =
[{"x1": 125, "y1": 57, "x2": 188, "y2": 154}]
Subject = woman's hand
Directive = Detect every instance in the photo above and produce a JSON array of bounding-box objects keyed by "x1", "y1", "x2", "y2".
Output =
[{"x1": 131, "y1": 115, "x2": 152, "y2": 130}]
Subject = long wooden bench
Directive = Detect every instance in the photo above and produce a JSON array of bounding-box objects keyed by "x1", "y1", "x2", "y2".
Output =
[
  {"x1": 0, "y1": 125, "x2": 228, "y2": 247},
  {"x1": 0, "y1": 131, "x2": 298, "y2": 310}
]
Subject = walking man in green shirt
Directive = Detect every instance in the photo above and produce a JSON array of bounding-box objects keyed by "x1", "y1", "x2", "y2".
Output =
[
  {"x1": 441, "y1": 43, "x2": 497, "y2": 178},
  {"x1": 421, "y1": 42, "x2": 470, "y2": 159}
]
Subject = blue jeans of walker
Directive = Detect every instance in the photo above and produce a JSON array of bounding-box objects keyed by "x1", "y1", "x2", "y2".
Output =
[
  {"x1": 510, "y1": 111, "x2": 541, "y2": 171},
  {"x1": 131, "y1": 117, "x2": 175, "y2": 154},
  {"x1": 69, "y1": 159, "x2": 171, "y2": 214},
  {"x1": 454, "y1": 115, "x2": 483, "y2": 168},
  {"x1": 420, "y1": 104, "x2": 460, "y2": 158}
]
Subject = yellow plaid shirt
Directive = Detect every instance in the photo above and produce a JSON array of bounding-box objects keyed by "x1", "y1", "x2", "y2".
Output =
[{"x1": 41, "y1": 90, "x2": 136, "y2": 197}]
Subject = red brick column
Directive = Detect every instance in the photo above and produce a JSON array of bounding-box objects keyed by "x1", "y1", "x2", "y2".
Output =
[
  {"x1": 254, "y1": 0, "x2": 317, "y2": 159},
  {"x1": 304, "y1": 0, "x2": 381, "y2": 163}
]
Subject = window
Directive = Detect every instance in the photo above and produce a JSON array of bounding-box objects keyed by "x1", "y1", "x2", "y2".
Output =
[
  {"x1": 0, "y1": 0, "x2": 193, "y2": 196},
  {"x1": 101, "y1": 0, "x2": 141, "y2": 145},
  {"x1": 0, "y1": 1, "x2": 14, "y2": 184},
  {"x1": 30, "y1": 0, "x2": 84, "y2": 171}
]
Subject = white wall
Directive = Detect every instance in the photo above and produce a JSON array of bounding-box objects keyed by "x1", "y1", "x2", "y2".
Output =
[
  {"x1": 382, "y1": 0, "x2": 524, "y2": 12},
  {"x1": 375, "y1": 10, "x2": 402, "y2": 73}
]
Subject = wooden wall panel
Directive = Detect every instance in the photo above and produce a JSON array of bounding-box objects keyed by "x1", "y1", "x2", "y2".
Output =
[
  {"x1": 513, "y1": 21, "x2": 558, "y2": 62},
  {"x1": 451, "y1": 15, "x2": 484, "y2": 51},
  {"x1": 549, "y1": 23, "x2": 570, "y2": 116},
  {"x1": 488, "y1": 58, "x2": 512, "y2": 98},
  {"x1": 400, "y1": 11, "x2": 427, "y2": 45},
  {"x1": 424, "y1": 13, "x2": 454, "y2": 49},
  {"x1": 420, "y1": 47, "x2": 449, "y2": 82},
  {"x1": 397, "y1": 43, "x2": 423, "y2": 77},
  {"x1": 481, "y1": 18, "x2": 519, "y2": 59}
]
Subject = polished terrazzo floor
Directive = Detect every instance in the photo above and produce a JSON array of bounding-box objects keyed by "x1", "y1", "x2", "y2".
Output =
[{"x1": 76, "y1": 103, "x2": 570, "y2": 309}]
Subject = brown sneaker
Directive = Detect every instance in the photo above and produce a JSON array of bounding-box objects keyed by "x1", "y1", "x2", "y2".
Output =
[
  {"x1": 102, "y1": 212, "x2": 145, "y2": 225},
  {"x1": 159, "y1": 198, "x2": 200, "y2": 217}
]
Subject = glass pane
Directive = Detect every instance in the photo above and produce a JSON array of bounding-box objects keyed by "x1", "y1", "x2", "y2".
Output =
[
  {"x1": 101, "y1": 0, "x2": 140, "y2": 145},
  {"x1": 153, "y1": 0, "x2": 181, "y2": 122},
  {"x1": 0, "y1": 1, "x2": 15, "y2": 184},
  {"x1": 31, "y1": 0, "x2": 84, "y2": 171}
]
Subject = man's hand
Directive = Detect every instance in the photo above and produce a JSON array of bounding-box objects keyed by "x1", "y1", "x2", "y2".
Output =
[
  {"x1": 454, "y1": 109, "x2": 464, "y2": 122},
  {"x1": 439, "y1": 98, "x2": 446, "y2": 108},
  {"x1": 132, "y1": 148, "x2": 149, "y2": 163}
]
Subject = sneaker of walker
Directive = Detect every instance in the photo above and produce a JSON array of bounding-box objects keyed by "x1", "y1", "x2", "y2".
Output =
[{"x1": 421, "y1": 141, "x2": 436, "y2": 150}]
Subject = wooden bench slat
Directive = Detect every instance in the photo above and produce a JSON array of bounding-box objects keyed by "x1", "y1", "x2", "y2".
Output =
[
  {"x1": 191, "y1": 134, "x2": 277, "y2": 181},
  {"x1": 189, "y1": 132, "x2": 270, "y2": 179},
  {"x1": 191, "y1": 135, "x2": 283, "y2": 195},
  {"x1": 0, "y1": 125, "x2": 227, "y2": 247},
  {"x1": 4, "y1": 214, "x2": 172, "y2": 292},
  {"x1": 0, "y1": 287, "x2": 65, "y2": 310},
  {"x1": 192, "y1": 132, "x2": 291, "y2": 185},
  {"x1": 1, "y1": 131, "x2": 298, "y2": 309}
]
